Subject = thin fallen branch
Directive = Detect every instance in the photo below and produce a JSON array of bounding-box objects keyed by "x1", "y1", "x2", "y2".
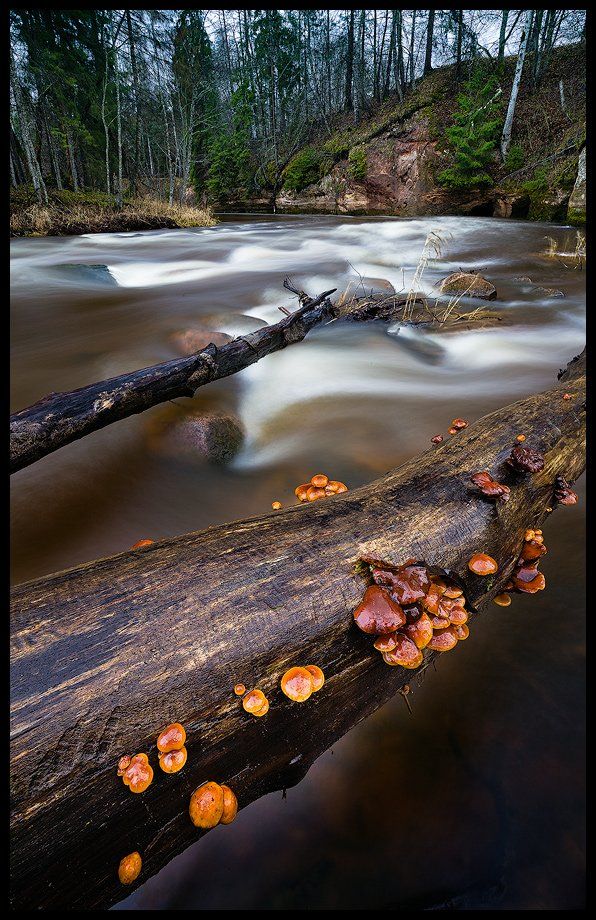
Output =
[{"x1": 10, "y1": 351, "x2": 585, "y2": 910}]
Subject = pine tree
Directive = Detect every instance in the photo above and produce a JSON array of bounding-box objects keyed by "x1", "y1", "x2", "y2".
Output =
[{"x1": 438, "y1": 69, "x2": 501, "y2": 190}]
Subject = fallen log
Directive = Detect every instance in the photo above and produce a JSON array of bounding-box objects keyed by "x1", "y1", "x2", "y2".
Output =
[{"x1": 10, "y1": 351, "x2": 585, "y2": 910}]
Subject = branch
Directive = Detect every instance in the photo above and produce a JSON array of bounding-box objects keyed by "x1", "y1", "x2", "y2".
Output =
[{"x1": 10, "y1": 350, "x2": 585, "y2": 910}]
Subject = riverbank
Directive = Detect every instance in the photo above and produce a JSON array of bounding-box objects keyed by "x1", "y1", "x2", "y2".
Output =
[{"x1": 10, "y1": 188, "x2": 216, "y2": 237}]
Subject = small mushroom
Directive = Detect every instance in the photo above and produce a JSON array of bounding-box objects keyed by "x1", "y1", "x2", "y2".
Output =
[
  {"x1": 189, "y1": 781, "x2": 224, "y2": 828},
  {"x1": 451, "y1": 418, "x2": 468, "y2": 431},
  {"x1": 371, "y1": 562, "x2": 430, "y2": 605},
  {"x1": 117, "y1": 755, "x2": 132, "y2": 777},
  {"x1": 562, "y1": 393, "x2": 572, "y2": 400},
  {"x1": 242, "y1": 688, "x2": 268, "y2": 715},
  {"x1": 157, "y1": 723, "x2": 186, "y2": 753},
  {"x1": 295, "y1": 484, "x2": 310, "y2": 502},
  {"x1": 516, "y1": 434, "x2": 526, "y2": 442},
  {"x1": 121, "y1": 753, "x2": 154, "y2": 794},
  {"x1": 493, "y1": 592, "x2": 511, "y2": 607},
  {"x1": 381, "y1": 632, "x2": 423, "y2": 668},
  {"x1": 131, "y1": 539, "x2": 154, "y2": 549},
  {"x1": 468, "y1": 552, "x2": 498, "y2": 576},
  {"x1": 280, "y1": 666, "x2": 314, "y2": 702},
  {"x1": 447, "y1": 605, "x2": 468, "y2": 626},
  {"x1": 310, "y1": 473, "x2": 329, "y2": 488},
  {"x1": 427, "y1": 626, "x2": 459, "y2": 651},
  {"x1": 304, "y1": 664, "x2": 325, "y2": 692},
  {"x1": 403, "y1": 612, "x2": 434, "y2": 649},
  {"x1": 233, "y1": 683, "x2": 246, "y2": 696},
  {"x1": 470, "y1": 470, "x2": 511, "y2": 502},
  {"x1": 429, "y1": 613, "x2": 451, "y2": 630},
  {"x1": 118, "y1": 851, "x2": 142, "y2": 885},
  {"x1": 326, "y1": 480, "x2": 348, "y2": 494},
  {"x1": 271, "y1": 501, "x2": 282, "y2": 510},
  {"x1": 553, "y1": 474, "x2": 578, "y2": 505},
  {"x1": 453, "y1": 623, "x2": 470, "y2": 640},
  {"x1": 448, "y1": 426, "x2": 458, "y2": 435},
  {"x1": 520, "y1": 538, "x2": 547, "y2": 561},
  {"x1": 353, "y1": 585, "x2": 406, "y2": 634},
  {"x1": 373, "y1": 632, "x2": 398, "y2": 652},
  {"x1": 219, "y1": 784, "x2": 239, "y2": 825},
  {"x1": 159, "y1": 746, "x2": 187, "y2": 774},
  {"x1": 506, "y1": 445, "x2": 545, "y2": 474},
  {"x1": 431, "y1": 434, "x2": 443, "y2": 444},
  {"x1": 510, "y1": 564, "x2": 546, "y2": 593},
  {"x1": 306, "y1": 486, "x2": 326, "y2": 501}
]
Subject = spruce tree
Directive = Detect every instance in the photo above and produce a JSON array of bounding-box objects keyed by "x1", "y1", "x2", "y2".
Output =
[{"x1": 438, "y1": 69, "x2": 501, "y2": 190}]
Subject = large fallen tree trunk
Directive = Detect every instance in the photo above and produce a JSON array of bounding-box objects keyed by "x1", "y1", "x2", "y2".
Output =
[{"x1": 10, "y1": 352, "x2": 585, "y2": 910}]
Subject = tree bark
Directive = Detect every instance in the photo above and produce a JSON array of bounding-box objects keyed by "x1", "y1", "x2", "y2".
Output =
[
  {"x1": 500, "y1": 9, "x2": 533, "y2": 162},
  {"x1": 10, "y1": 350, "x2": 585, "y2": 910},
  {"x1": 424, "y1": 9, "x2": 435, "y2": 75},
  {"x1": 10, "y1": 287, "x2": 337, "y2": 474},
  {"x1": 345, "y1": 9, "x2": 354, "y2": 111}
]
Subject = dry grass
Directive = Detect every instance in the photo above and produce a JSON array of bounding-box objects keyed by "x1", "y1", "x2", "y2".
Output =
[
  {"x1": 542, "y1": 229, "x2": 585, "y2": 269},
  {"x1": 10, "y1": 189, "x2": 216, "y2": 237}
]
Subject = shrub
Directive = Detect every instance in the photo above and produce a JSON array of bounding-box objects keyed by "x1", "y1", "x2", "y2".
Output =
[
  {"x1": 348, "y1": 145, "x2": 367, "y2": 180},
  {"x1": 504, "y1": 144, "x2": 525, "y2": 173},
  {"x1": 282, "y1": 147, "x2": 322, "y2": 192}
]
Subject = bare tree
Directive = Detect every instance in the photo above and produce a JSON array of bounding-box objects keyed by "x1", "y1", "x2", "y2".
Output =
[{"x1": 501, "y1": 8, "x2": 533, "y2": 162}]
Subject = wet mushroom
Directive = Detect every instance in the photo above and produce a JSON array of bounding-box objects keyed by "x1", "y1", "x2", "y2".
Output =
[
  {"x1": 159, "y1": 746, "x2": 187, "y2": 774},
  {"x1": 381, "y1": 632, "x2": 424, "y2": 668},
  {"x1": 427, "y1": 626, "x2": 459, "y2": 651},
  {"x1": 448, "y1": 426, "x2": 458, "y2": 435},
  {"x1": 304, "y1": 664, "x2": 325, "y2": 691},
  {"x1": 233, "y1": 683, "x2": 246, "y2": 696},
  {"x1": 157, "y1": 723, "x2": 186, "y2": 753},
  {"x1": 242, "y1": 689, "x2": 268, "y2": 716},
  {"x1": 219, "y1": 785, "x2": 239, "y2": 825},
  {"x1": 280, "y1": 667, "x2": 314, "y2": 702},
  {"x1": 373, "y1": 632, "x2": 398, "y2": 653},
  {"x1": 271, "y1": 501, "x2": 282, "y2": 510},
  {"x1": 553, "y1": 474, "x2": 578, "y2": 505},
  {"x1": 468, "y1": 552, "x2": 498, "y2": 576},
  {"x1": 493, "y1": 592, "x2": 512, "y2": 607},
  {"x1": 121, "y1": 753, "x2": 154, "y2": 794},
  {"x1": 510, "y1": 563, "x2": 546, "y2": 594},
  {"x1": 306, "y1": 486, "x2": 326, "y2": 501},
  {"x1": 118, "y1": 851, "x2": 142, "y2": 885},
  {"x1": 470, "y1": 470, "x2": 511, "y2": 502},
  {"x1": 294, "y1": 484, "x2": 310, "y2": 502},
  {"x1": 117, "y1": 755, "x2": 132, "y2": 777},
  {"x1": 451, "y1": 418, "x2": 468, "y2": 431},
  {"x1": 353, "y1": 585, "x2": 406, "y2": 634},
  {"x1": 506, "y1": 445, "x2": 545, "y2": 474},
  {"x1": 130, "y1": 539, "x2": 154, "y2": 549},
  {"x1": 326, "y1": 480, "x2": 348, "y2": 494},
  {"x1": 403, "y1": 612, "x2": 434, "y2": 649},
  {"x1": 189, "y1": 781, "x2": 225, "y2": 829},
  {"x1": 453, "y1": 623, "x2": 470, "y2": 640},
  {"x1": 310, "y1": 474, "x2": 329, "y2": 488},
  {"x1": 431, "y1": 434, "x2": 444, "y2": 444}
]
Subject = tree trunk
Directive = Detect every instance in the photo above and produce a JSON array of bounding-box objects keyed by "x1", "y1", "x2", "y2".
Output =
[
  {"x1": 455, "y1": 10, "x2": 463, "y2": 79},
  {"x1": 498, "y1": 9, "x2": 509, "y2": 65},
  {"x1": 125, "y1": 9, "x2": 140, "y2": 197},
  {"x1": 10, "y1": 351, "x2": 585, "y2": 910},
  {"x1": 409, "y1": 10, "x2": 417, "y2": 87},
  {"x1": 500, "y1": 9, "x2": 533, "y2": 162},
  {"x1": 10, "y1": 48, "x2": 47, "y2": 204},
  {"x1": 424, "y1": 9, "x2": 434, "y2": 75},
  {"x1": 345, "y1": 10, "x2": 354, "y2": 111}
]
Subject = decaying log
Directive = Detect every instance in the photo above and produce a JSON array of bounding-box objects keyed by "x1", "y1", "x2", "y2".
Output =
[
  {"x1": 10, "y1": 285, "x2": 503, "y2": 475},
  {"x1": 10, "y1": 351, "x2": 585, "y2": 910}
]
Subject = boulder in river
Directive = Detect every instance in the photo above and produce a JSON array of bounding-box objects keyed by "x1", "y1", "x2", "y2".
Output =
[
  {"x1": 148, "y1": 409, "x2": 245, "y2": 464},
  {"x1": 170, "y1": 328, "x2": 232, "y2": 356},
  {"x1": 438, "y1": 272, "x2": 497, "y2": 301},
  {"x1": 336, "y1": 276, "x2": 396, "y2": 308}
]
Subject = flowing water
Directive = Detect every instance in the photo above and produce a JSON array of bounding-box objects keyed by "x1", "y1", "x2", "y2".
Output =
[{"x1": 10, "y1": 215, "x2": 585, "y2": 909}]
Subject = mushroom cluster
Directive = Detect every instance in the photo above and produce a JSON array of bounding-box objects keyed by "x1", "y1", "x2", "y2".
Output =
[
  {"x1": 353, "y1": 558, "x2": 471, "y2": 667},
  {"x1": 118, "y1": 753, "x2": 154, "y2": 794},
  {"x1": 470, "y1": 471, "x2": 510, "y2": 503},
  {"x1": 157, "y1": 722, "x2": 187, "y2": 774},
  {"x1": 501, "y1": 528, "x2": 548, "y2": 600},
  {"x1": 431, "y1": 418, "x2": 468, "y2": 443},
  {"x1": 505, "y1": 445, "x2": 545, "y2": 474},
  {"x1": 295, "y1": 473, "x2": 348, "y2": 503},
  {"x1": 241, "y1": 688, "x2": 270, "y2": 717},
  {"x1": 553, "y1": 474, "x2": 578, "y2": 506},
  {"x1": 189, "y1": 781, "x2": 238, "y2": 829},
  {"x1": 280, "y1": 665, "x2": 325, "y2": 702}
]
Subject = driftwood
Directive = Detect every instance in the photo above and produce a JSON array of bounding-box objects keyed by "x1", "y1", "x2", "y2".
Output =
[
  {"x1": 10, "y1": 351, "x2": 585, "y2": 910},
  {"x1": 10, "y1": 285, "x2": 503, "y2": 474}
]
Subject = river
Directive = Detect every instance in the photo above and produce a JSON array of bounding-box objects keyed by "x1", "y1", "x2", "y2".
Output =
[{"x1": 10, "y1": 215, "x2": 585, "y2": 909}]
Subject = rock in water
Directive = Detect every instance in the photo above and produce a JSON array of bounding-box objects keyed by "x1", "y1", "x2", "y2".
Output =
[
  {"x1": 148, "y1": 410, "x2": 245, "y2": 464},
  {"x1": 336, "y1": 276, "x2": 396, "y2": 307},
  {"x1": 438, "y1": 272, "x2": 497, "y2": 301},
  {"x1": 170, "y1": 329, "x2": 232, "y2": 356}
]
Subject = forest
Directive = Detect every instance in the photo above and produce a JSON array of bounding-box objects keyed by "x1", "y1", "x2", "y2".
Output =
[{"x1": 10, "y1": 7, "x2": 586, "y2": 913}]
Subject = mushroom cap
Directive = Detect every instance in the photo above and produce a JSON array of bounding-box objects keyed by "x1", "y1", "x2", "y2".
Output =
[
  {"x1": 159, "y1": 746, "x2": 187, "y2": 774},
  {"x1": 451, "y1": 418, "x2": 468, "y2": 430},
  {"x1": 131, "y1": 539, "x2": 154, "y2": 549},
  {"x1": 271, "y1": 501, "x2": 282, "y2": 510},
  {"x1": 295, "y1": 484, "x2": 310, "y2": 501},
  {"x1": 468, "y1": 552, "x2": 498, "y2": 575},
  {"x1": 233, "y1": 683, "x2": 246, "y2": 696},
  {"x1": 453, "y1": 623, "x2": 470, "y2": 640},
  {"x1": 220, "y1": 785, "x2": 239, "y2": 825},
  {"x1": 353, "y1": 585, "x2": 406, "y2": 635},
  {"x1": 427, "y1": 626, "x2": 459, "y2": 651},
  {"x1": 157, "y1": 722, "x2": 186, "y2": 753},
  {"x1": 372, "y1": 563, "x2": 430, "y2": 606},
  {"x1": 554, "y1": 475, "x2": 578, "y2": 505},
  {"x1": 122, "y1": 754, "x2": 154, "y2": 793},
  {"x1": 381, "y1": 632, "x2": 424, "y2": 668},
  {"x1": 253, "y1": 698, "x2": 270, "y2": 717},
  {"x1": 118, "y1": 851, "x2": 142, "y2": 885},
  {"x1": 429, "y1": 613, "x2": 451, "y2": 630},
  {"x1": 304, "y1": 664, "x2": 325, "y2": 692},
  {"x1": 280, "y1": 666, "x2": 314, "y2": 702},
  {"x1": 117, "y1": 755, "x2": 132, "y2": 776},
  {"x1": 431, "y1": 434, "x2": 444, "y2": 444},
  {"x1": 447, "y1": 605, "x2": 468, "y2": 626},
  {"x1": 373, "y1": 632, "x2": 398, "y2": 652},
  {"x1": 520, "y1": 539, "x2": 547, "y2": 561},
  {"x1": 448, "y1": 426, "x2": 458, "y2": 435},
  {"x1": 493, "y1": 592, "x2": 511, "y2": 607},
  {"x1": 242, "y1": 688, "x2": 268, "y2": 714},
  {"x1": 403, "y1": 612, "x2": 434, "y2": 649},
  {"x1": 310, "y1": 473, "x2": 329, "y2": 488},
  {"x1": 334, "y1": 481, "x2": 349, "y2": 493},
  {"x1": 470, "y1": 471, "x2": 511, "y2": 502},
  {"x1": 189, "y1": 781, "x2": 225, "y2": 829},
  {"x1": 306, "y1": 486, "x2": 326, "y2": 501},
  {"x1": 506, "y1": 445, "x2": 545, "y2": 474},
  {"x1": 511, "y1": 566, "x2": 546, "y2": 593}
]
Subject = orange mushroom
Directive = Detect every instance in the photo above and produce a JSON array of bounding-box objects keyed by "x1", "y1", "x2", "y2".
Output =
[
  {"x1": 353, "y1": 585, "x2": 406, "y2": 635},
  {"x1": 325, "y1": 480, "x2": 348, "y2": 494},
  {"x1": 453, "y1": 623, "x2": 470, "y2": 640},
  {"x1": 242, "y1": 689, "x2": 268, "y2": 715},
  {"x1": 373, "y1": 632, "x2": 398, "y2": 653},
  {"x1": 451, "y1": 418, "x2": 468, "y2": 431},
  {"x1": 121, "y1": 753, "x2": 154, "y2": 794},
  {"x1": 159, "y1": 746, "x2": 187, "y2": 774},
  {"x1": 431, "y1": 434, "x2": 443, "y2": 444},
  {"x1": 510, "y1": 563, "x2": 546, "y2": 594},
  {"x1": 427, "y1": 626, "x2": 459, "y2": 651},
  {"x1": 381, "y1": 633, "x2": 423, "y2": 668},
  {"x1": 118, "y1": 851, "x2": 142, "y2": 885},
  {"x1": 117, "y1": 755, "x2": 132, "y2": 777},
  {"x1": 131, "y1": 539, "x2": 154, "y2": 549},
  {"x1": 506, "y1": 445, "x2": 544, "y2": 474},
  {"x1": 403, "y1": 612, "x2": 434, "y2": 649},
  {"x1": 310, "y1": 473, "x2": 329, "y2": 488},
  {"x1": 468, "y1": 552, "x2": 498, "y2": 576},
  {"x1": 553, "y1": 474, "x2": 578, "y2": 505},
  {"x1": 157, "y1": 723, "x2": 186, "y2": 753},
  {"x1": 220, "y1": 784, "x2": 239, "y2": 825},
  {"x1": 304, "y1": 664, "x2": 325, "y2": 692},
  {"x1": 189, "y1": 781, "x2": 225, "y2": 829},
  {"x1": 233, "y1": 683, "x2": 246, "y2": 696},
  {"x1": 470, "y1": 470, "x2": 511, "y2": 502},
  {"x1": 448, "y1": 426, "x2": 458, "y2": 435},
  {"x1": 271, "y1": 501, "x2": 282, "y2": 510},
  {"x1": 493, "y1": 592, "x2": 511, "y2": 607},
  {"x1": 307, "y1": 486, "x2": 326, "y2": 501},
  {"x1": 280, "y1": 666, "x2": 314, "y2": 702},
  {"x1": 295, "y1": 483, "x2": 310, "y2": 502},
  {"x1": 516, "y1": 434, "x2": 526, "y2": 442}
]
